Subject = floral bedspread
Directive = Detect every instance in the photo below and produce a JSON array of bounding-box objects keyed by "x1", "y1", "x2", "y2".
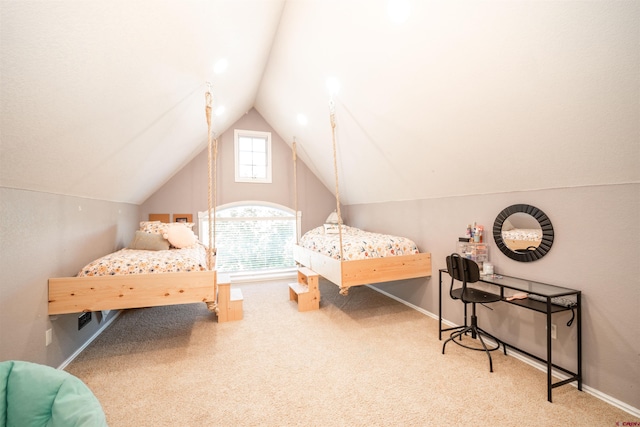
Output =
[
  {"x1": 78, "y1": 246, "x2": 208, "y2": 277},
  {"x1": 299, "y1": 225, "x2": 420, "y2": 261},
  {"x1": 502, "y1": 228, "x2": 542, "y2": 242}
]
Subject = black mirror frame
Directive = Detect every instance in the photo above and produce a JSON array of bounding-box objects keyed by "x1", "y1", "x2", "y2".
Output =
[{"x1": 493, "y1": 204, "x2": 554, "y2": 262}]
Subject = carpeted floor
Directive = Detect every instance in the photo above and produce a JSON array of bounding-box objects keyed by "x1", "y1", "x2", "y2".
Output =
[{"x1": 66, "y1": 279, "x2": 638, "y2": 426}]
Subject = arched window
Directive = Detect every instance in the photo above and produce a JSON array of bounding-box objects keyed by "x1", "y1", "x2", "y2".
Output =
[{"x1": 198, "y1": 202, "x2": 301, "y2": 274}]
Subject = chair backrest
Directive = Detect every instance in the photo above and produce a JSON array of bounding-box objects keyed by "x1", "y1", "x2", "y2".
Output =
[{"x1": 446, "y1": 253, "x2": 480, "y2": 302}]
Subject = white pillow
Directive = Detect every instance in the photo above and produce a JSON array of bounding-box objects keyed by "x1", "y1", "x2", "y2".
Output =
[{"x1": 323, "y1": 224, "x2": 340, "y2": 234}]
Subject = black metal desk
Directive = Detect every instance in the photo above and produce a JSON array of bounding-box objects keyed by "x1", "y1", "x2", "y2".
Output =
[{"x1": 438, "y1": 269, "x2": 582, "y2": 402}]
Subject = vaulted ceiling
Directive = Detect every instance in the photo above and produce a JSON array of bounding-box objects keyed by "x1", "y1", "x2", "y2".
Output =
[{"x1": 1, "y1": 0, "x2": 638, "y2": 206}]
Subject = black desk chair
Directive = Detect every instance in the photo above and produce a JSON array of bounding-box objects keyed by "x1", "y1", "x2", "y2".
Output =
[{"x1": 442, "y1": 253, "x2": 502, "y2": 372}]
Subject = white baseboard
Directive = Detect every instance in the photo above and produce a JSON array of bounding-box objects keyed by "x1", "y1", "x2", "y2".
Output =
[
  {"x1": 57, "y1": 310, "x2": 123, "y2": 370},
  {"x1": 370, "y1": 286, "x2": 640, "y2": 419}
]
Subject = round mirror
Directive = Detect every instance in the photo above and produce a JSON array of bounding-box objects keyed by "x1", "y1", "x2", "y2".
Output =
[{"x1": 493, "y1": 204, "x2": 554, "y2": 262}]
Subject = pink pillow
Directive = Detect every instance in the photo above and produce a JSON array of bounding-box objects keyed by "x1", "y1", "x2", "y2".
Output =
[{"x1": 163, "y1": 223, "x2": 197, "y2": 248}]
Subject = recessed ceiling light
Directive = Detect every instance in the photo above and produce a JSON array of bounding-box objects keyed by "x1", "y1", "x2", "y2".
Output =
[
  {"x1": 387, "y1": 0, "x2": 410, "y2": 24},
  {"x1": 215, "y1": 106, "x2": 226, "y2": 116},
  {"x1": 326, "y1": 77, "x2": 340, "y2": 96},
  {"x1": 213, "y1": 58, "x2": 228, "y2": 74},
  {"x1": 297, "y1": 114, "x2": 308, "y2": 126}
]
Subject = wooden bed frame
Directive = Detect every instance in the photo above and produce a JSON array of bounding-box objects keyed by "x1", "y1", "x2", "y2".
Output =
[
  {"x1": 293, "y1": 245, "x2": 432, "y2": 295},
  {"x1": 48, "y1": 270, "x2": 241, "y2": 322}
]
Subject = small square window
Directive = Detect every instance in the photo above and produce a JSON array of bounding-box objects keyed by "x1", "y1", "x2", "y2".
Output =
[{"x1": 234, "y1": 130, "x2": 272, "y2": 183}]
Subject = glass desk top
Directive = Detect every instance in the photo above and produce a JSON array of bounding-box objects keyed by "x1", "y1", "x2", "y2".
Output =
[{"x1": 478, "y1": 274, "x2": 579, "y2": 297}]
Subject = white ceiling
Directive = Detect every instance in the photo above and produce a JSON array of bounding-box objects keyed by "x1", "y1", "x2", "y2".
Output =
[{"x1": 1, "y1": 0, "x2": 638, "y2": 205}]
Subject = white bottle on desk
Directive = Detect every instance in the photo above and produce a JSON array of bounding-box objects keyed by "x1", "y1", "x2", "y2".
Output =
[{"x1": 483, "y1": 263, "x2": 494, "y2": 276}]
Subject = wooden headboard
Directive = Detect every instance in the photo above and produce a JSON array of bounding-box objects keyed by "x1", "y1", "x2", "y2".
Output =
[{"x1": 148, "y1": 213, "x2": 170, "y2": 223}]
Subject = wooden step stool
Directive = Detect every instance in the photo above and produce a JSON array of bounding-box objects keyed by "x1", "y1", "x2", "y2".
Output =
[
  {"x1": 289, "y1": 267, "x2": 320, "y2": 312},
  {"x1": 217, "y1": 273, "x2": 243, "y2": 322}
]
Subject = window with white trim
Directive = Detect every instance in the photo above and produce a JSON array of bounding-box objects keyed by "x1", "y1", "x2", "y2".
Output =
[
  {"x1": 198, "y1": 202, "x2": 300, "y2": 274},
  {"x1": 234, "y1": 129, "x2": 272, "y2": 183}
]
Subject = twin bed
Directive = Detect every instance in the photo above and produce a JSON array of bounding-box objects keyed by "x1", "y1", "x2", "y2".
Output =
[
  {"x1": 47, "y1": 221, "x2": 239, "y2": 321},
  {"x1": 294, "y1": 224, "x2": 431, "y2": 295}
]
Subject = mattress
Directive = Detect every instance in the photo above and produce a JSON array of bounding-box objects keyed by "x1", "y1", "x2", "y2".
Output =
[
  {"x1": 299, "y1": 225, "x2": 420, "y2": 261},
  {"x1": 77, "y1": 245, "x2": 208, "y2": 277},
  {"x1": 501, "y1": 228, "x2": 542, "y2": 242}
]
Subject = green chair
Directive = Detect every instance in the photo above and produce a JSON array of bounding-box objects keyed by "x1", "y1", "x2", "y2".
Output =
[{"x1": 0, "y1": 360, "x2": 107, "y2": 427}]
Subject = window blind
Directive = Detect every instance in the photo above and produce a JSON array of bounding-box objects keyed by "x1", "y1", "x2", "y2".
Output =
[{"x1": 200, "y1": 205, "x2": 297, "y2": 274}]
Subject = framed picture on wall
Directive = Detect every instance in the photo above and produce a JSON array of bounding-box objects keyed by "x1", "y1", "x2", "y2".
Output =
[{"x1": 173, "y1": 214, "x2": 193, "y2": 223}]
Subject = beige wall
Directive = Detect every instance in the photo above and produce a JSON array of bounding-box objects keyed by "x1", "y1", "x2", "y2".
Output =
[
  {"x1": 141, "y1": 108, "x2": 336, "y2": 235},
  {"x1": 347, "y1": 183, "x2": 640, "y2": 411},
  {"x1": 0, "y1": 187, "x2": 138, "y2": 368}
]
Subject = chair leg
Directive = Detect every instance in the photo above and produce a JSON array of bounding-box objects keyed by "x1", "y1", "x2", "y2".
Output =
[
  {"x1": 475, "y1": 330, "x2": 494, "y2": 372},
  {"x1": 442, "y1": 304, "x2": 501, "y2": 372},
  {"x1": 442, "y1": 325, "x2": 473, "y2": 354}
]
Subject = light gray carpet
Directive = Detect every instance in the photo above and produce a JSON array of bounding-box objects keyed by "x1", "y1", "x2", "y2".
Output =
[{"x1": 66, "y1": 279, "x2": 637, "y2": 426}]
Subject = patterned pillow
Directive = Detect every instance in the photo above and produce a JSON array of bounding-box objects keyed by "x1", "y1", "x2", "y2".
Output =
[
  {"x1": 324, "y1": 224, "x2": 349, "y2": 234},
  {"x1": 139, "y1": 221, "x2": 169, "y2": 235}
]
